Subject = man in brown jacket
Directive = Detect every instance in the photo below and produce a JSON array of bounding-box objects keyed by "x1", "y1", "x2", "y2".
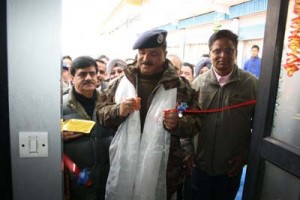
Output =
[{"x1": 96, "y1": 29, "x2": 201, "y2": 200}]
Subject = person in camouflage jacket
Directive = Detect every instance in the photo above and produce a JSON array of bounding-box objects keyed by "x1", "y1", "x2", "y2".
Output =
[{"x1": 96, "y1": 29, "x2": 201, "y2": 200}]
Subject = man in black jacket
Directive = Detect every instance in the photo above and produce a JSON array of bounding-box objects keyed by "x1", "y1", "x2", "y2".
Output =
[{"x1": 62, "y1": 56, "x2": 114, "y2": 200}]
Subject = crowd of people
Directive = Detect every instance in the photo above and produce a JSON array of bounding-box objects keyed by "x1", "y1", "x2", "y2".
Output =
[{"x1": 61, "y1": 28, "x2": 259, "y2": 200}]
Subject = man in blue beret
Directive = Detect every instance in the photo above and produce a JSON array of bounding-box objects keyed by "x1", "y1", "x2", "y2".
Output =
[{"x1": 97, "y1": 29, "x2": 201, "y2": 200}]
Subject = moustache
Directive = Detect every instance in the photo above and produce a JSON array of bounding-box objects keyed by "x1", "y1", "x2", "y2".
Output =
[
  {"x1": 141, "y1": 61, "x2": 153, "y2": 66},
  {"x1": 83, "y1": 80, "x2": 95, "y2": 85}
]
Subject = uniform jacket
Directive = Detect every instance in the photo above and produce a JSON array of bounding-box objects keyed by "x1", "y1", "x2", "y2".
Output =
[
  {"x1": 96, "y1": 60, "x2": 201, "y2": 198},
  {"x1": 192, "y1": 65, "x2": 258, "y2": 176},
  {"x1": 63, "y1": 87, "x2": 114, "y2": 200}
]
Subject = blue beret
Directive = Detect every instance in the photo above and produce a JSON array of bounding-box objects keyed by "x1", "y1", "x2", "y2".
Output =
[{"x1": 133, "y1": 29, "x2": 167, "y2": 50}]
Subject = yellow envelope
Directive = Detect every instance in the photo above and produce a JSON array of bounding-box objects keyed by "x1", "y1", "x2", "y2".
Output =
[{"x1": 62, "y1": 119, "x2": 96, "y2": 134}]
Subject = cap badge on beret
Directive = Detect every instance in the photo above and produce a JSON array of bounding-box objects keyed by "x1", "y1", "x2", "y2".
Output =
[{"x1": 157, "y1": 33, "x2": 164, "y2": 44}]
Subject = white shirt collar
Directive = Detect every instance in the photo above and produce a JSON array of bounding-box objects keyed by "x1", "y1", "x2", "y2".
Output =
[{"x1": 213, "y1": 68, "x2": 233, "y2": 87}]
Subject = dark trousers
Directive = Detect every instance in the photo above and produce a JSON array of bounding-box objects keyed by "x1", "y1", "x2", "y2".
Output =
[{"x1": 191, "y1": 167, "x2": 242, "y2": 200}]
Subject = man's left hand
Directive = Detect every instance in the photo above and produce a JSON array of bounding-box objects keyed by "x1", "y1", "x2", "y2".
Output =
[{"x1": 163, "y1": 110, "x2": 179, "y2": 130}]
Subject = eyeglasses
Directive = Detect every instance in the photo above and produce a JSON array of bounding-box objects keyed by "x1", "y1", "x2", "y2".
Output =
[
  {"x1": 211, "y1": 48, "x2": 235, "y2": 55},
  {"x1": 76, "y1": 71, "x2": 97, "y2": 78},
  {"x1": 110, "y1": 69, "x2": 123, "y2": 75},
  {"x1": 98, "y1": 70, "x2": 105, "y2": 75}
]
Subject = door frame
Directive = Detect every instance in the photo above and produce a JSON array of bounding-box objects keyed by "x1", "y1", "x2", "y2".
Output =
[
  {"x1": 243, "y1": 0, "x2": 300, "y2": 199},
  {"x1": 0, "y1": 0, "x2": 13, "y2": 199}
]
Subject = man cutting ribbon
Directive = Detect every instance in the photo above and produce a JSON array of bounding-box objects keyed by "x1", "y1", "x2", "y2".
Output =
[{"x1": 96, "y1": 29, "x2": 201, "y2": 200}]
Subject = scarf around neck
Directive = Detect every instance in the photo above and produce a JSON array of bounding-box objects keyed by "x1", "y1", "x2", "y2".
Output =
[{"x1": 105, "y1": 75, "x2": 177, "y2": 200}]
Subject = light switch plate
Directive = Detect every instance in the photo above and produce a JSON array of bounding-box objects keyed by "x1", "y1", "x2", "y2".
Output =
[{"x1": 19, "y1": 131, "x2": 48, "y2": 158}]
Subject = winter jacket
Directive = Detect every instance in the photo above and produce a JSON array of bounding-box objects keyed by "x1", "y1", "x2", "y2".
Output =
[
  {"x1": 63, "y1": 87, "x2": 114, "y2": 200},
  {"x1": 191, "y1": 64, "x2": 258, "y2": 176}
]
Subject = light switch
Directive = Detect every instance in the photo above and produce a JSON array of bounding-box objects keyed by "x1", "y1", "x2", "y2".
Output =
[
  {"x1": 19, "y1": 131, "x2": 48, "y2": 158},
  {"x1": 29, "y1": 139, "x2": 37, "y2": 153}
]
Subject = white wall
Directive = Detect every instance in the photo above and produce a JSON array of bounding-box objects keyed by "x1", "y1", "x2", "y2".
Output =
[{"x1": 7, "y1": 0, "x2": 63, "y2": 199}]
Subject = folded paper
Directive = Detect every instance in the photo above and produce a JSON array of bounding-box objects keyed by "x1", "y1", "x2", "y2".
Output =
[{"x1": 62, "y1": 119, "x2": 95, "y2": 134}]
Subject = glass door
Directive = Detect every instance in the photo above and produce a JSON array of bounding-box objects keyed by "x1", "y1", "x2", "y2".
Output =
[{"x1": 243, "y1": 0, "x2": 300, "y2": 199}]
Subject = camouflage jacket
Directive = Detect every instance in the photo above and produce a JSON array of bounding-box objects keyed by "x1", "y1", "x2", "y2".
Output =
[{"x1": 96, "y1": 60, "x2": 201, "y2": 137}]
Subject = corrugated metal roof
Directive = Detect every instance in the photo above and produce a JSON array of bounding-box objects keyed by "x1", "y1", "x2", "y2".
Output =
[
  {"x1": 230, "y1": 0, "x2": 268, "y2": 18},
  {"x1": 160, "y1": 0, "x2": 267, "y2": 31},
  {"x1": 239, "y1": 23, "x2": 265, "y2": 40}
]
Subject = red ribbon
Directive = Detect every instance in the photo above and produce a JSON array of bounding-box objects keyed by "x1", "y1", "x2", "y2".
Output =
[
  {"x1": 63, "y1": 154, "x2": 92, "y2": 186},
  {"x1": 64, "y1": 154, "x2": 80, "y2": 176},
  {"x1": 186, "y1": 99, "x2": 257, "y2": 113},
  {"x1": 164, "y1": 99, "x2": 256, "y2": 114}
]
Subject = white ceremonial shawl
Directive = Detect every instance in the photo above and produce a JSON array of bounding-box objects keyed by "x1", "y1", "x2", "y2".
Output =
[{"x1": 105, "y1": 75, "x2": 177, "y2": 200}]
